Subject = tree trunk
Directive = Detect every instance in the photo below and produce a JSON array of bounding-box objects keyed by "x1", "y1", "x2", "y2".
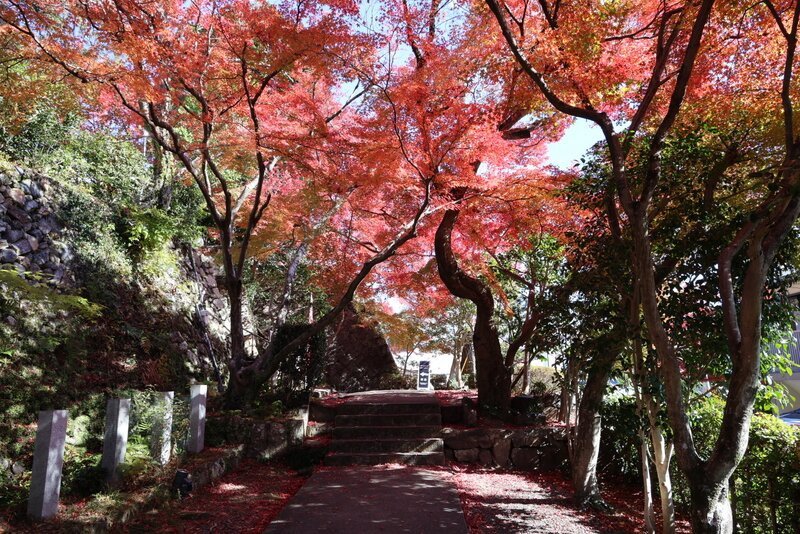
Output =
[
  {"x1": 473, "y1": 307, "x2": 510, "y2": 411},
  {"x1": 688, "y1": 481, "x2": 733, "y2": 534},
  {"x1": 456, "y1": 343, "x2": 467, "y2": 388},
  {"x1": 434, "y1": 206, "x2": 510, "y2": 412},
  {"x1": 466, "y1": 342, "x2": 476, "y2": 388},
  {"x1": 448, "y1": 345, "x2": 459, "y2": 387},
  {"x1": 570, "y1": 351, "x2": 615, "y2": 506},
  {"x1": 639, "y1": 429, "x2": 657, "y2": 534},
  {"x1": 522, "y1": 347, "x2": 531, "y2": 394},
  {"x1": 630, "y1": 215, "x2": 740, "y2": 534},
  {"x1": 649, "y1": 411, "x2": 676, "y2": 534},
  {"x1": 224, "y1": 275, "x2": 251, "y2": 408},
  {"x1": 632, "y1": 297, "x2": 676, "y2": 534},
  {"x1": 560, "y1": 356, "x2": 579, "y2": 423}
]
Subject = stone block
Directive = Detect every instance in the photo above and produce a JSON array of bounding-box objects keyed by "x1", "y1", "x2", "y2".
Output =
[
  {"x1": 7, "y1": 187, "x2": 24, "y2": 205},
  {"x1": 441, "y1": 428, "x2": 479, "y2": 449},
  {"x1": 101, "y1": 398, "x2": 131, "y2": 485},
  {"x1": 462, "y1": 399, "x2": 477, "y2": 426},
  {"x1": 492, "y1": 438, "x2": 511, "y2": 467},
  {"x1": 286, "y1": 417, "x2": 305, "y2": 446},
  {"x1": 13, "y1": 239, "x2": 31, "y2": 255},
  {"x1": 262, "y1": 422, "x2": 287, "y2": 459},
  {"x1": 308, "y1": 400, "x2": 337, "y2": 423},
  {"x1": 188, "y1": 385, "x2": 208, "y2": 453},
  {"x1": 453, "y1": 448, "x2": 479, "y2": 463},
  {"x1": 6, "y1": 229, "x2": 23, "y2": 242},
  {"x1": 539, "y1": 442, "x2": 569, "y2": 470},
  {"x1": 8, "y1": 205, "x2": 30, "y2": 223},
  {"x1": 511, "y1": 447, "x2": 540, "y2": 470},
  {"x1": 0, "y1": 248, "x2": 17, "y2": 263},
  {"x1": 478, "y1": 449, "x2": 493, "y2": 466},
  {"x1": 511, "y1": 427, "x2": 554, "y2": 448},
  {"x1": 27, "y1": 410, "x2": 68, "y2": 520}
]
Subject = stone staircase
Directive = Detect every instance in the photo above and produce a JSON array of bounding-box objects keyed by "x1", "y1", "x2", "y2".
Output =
[{"x1": 325, "y1": 401, "x2": 444, "y2": 466}]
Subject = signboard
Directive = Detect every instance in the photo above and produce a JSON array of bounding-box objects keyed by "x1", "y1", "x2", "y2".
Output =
[{"x1": 417, "y1": 360, "x2": 430, "y2": 390}]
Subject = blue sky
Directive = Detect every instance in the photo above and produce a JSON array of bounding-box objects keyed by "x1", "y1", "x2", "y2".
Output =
[{"x1": 545, "y1": 119, "x2": 604, "y2": 169}]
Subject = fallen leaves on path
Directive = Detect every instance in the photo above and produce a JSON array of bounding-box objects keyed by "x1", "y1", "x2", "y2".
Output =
[
  {"x1": 124, "y1": 459, "x2": 307, "y2": 533},
  {"x1": 442, "y1": 466, "x2": 686, "y2": 533}
]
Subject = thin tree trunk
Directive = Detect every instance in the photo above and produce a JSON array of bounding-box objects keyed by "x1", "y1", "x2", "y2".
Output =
[
  {"x1": 456, "y1": 343, "x2": 466, "y2": 388},
  {"x1": 448, "y1": 344, "x2": 459, "y2": 387},
  {"x1": 632, "y1": 289, "x2": 676, "y2": 534},
  {"x1": 522, "y1": 346, "x2": 531, "y2": 394},
  {"x1": 560, "y1": 356, "x2": 578, "y2": 423},
  {"x1": 648, "y1": 407, "x2": 676, "y2": 534},
  {"x1": 632, "y1": 340, "x2": 656, "y2": 532},
  {"x1": 639, "y1": 429, "x2": 657, "y2": 534},
  {"x1": 467, "y1": 342, "x2": 476, "y2": 388}
]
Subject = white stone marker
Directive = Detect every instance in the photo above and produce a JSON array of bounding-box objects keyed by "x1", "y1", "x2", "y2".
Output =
[
  {"x1": 27, "y1": 409, "x2": 68, "y2": 520},
  {"x1": 188, "y1": 384, "x2": 207, "y2": 454},
  {"x1": 101, "y1": 398, "x2": 130, "y2": 484},
  {"x1": 151, "y1": 391, "x2": 174, "y2": 465}
]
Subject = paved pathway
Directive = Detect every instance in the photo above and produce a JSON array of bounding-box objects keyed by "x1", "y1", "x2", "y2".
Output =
[{"x1": 264, "y1": 466, "x2": 468, "y2": 533}]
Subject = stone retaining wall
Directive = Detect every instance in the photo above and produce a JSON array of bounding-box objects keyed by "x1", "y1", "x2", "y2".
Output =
[
  {"x1": 0, "y1": 167, "x2": 75, "y2": 285},
  {"x1": 206, "y1": 414, "x2": 307, "y2": 460},
  {"x1": 442, "y1": 426, "x2": 568, "y2": 470}
]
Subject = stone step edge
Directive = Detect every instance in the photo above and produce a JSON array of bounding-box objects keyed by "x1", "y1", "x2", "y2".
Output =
[
  {"x1": 324, "y1": 451, "x2": 446, "y2": 463},
  {"x1": 331, "y1": 438, "x2": 444, "y2": 452},
  {"x1": 335, "y1": 414, "x2": 442, "y2": 421},
  {"x1": 338, "y1": 403, "x2": 441, "y2": 412},
  {"x1": 326, "y1": 450, "x2": 444, "y2": 456},
  {"x1": 333, "y1": 425, "x2": 442, "y2": 431}
]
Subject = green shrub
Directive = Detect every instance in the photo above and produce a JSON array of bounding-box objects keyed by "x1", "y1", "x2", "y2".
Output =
[
  {"x1": 685, "y1": 397, "x2": 800, "y2": 532},
  {"x1": 431, "y1": 375, "x2": 449, "y2": 389},
  {"x1": 376, "y1": 370, "x2": 416, "y2": 390},
  {"x1": 601, "y1": 394, "x2": 800, "y2": 532},
  {"x1": 61, "y1": 448, "x2": 104, "y2": 496},
  {"x1": 599, "y1": 393, "x2": 642, "y2": 480}
]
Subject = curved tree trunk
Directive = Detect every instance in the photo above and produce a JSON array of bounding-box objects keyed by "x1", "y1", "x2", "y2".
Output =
[{"x1": 434, "y1": 206, "x2": 510, "y2": 412}]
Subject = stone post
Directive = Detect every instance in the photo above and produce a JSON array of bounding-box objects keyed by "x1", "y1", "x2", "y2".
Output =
[
  {"x1": 27, "y1": 410, "x2": 68, "y2": 520},
  {"x1": 188, "y1": 385, "x2": 207, "y2": 454},
  {"x1": 151, "y1": 391, "x2": 174, "y2": 465},
  {"x1": 101, "y1": 398, "x2": 130, "y2": 485}
]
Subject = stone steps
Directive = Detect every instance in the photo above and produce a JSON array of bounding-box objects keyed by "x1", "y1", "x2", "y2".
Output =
[
  {"x1": 337, "y1": 402, "x2": 441, "y2": 415},
  {"x1": 332, "y1": 425, "x2": 441, "y2": 440},
  {"x1": 335, "y1": 413, "x2": 441, "y2": 427},
  {"x1": 325, "y1": 400, "x2": 444, "y2": 466},
  {"x1": 324, "y1": 451, "x2": 445, "y2": 466},
  {"x1": 329, "y1": 437, "x2": 443, "y2": 453}
]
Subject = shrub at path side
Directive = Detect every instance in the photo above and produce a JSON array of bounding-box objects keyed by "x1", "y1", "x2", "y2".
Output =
[{"x1": 602, "y1": 395, "x2": 800, "y2": 531}]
